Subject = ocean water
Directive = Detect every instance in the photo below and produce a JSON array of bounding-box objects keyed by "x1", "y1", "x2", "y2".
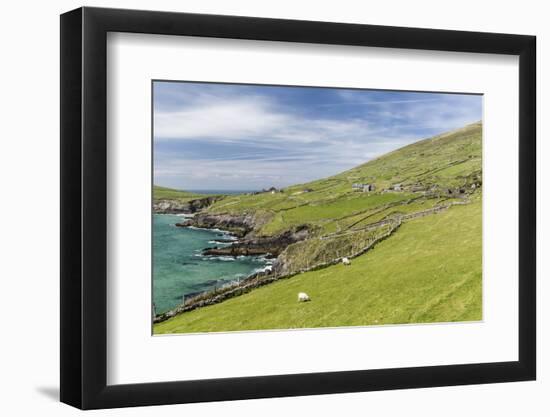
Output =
[{"x1": 153, "y1": 214, "x2": 269, "y2": 314}]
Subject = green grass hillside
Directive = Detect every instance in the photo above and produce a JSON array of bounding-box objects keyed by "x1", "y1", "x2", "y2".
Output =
[
  {"x1": 155, "y1": 196, "x2": 481, "y2": 333},
  {"x1": 153, "y1": 185, "x2": 203, "y2": 202},
  {"x1": 205, "y1": 122, "x2": 481, "y2": 237},
  {"x1": 154, "y1": 122, "x2": 482, "y2": 333}
]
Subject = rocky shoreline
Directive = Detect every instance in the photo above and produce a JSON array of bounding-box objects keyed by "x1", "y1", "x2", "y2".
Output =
[
  {"x1": 152, "y1": 202, "x2": 313, "y2": 322},
  {"x1": 201, "y1": 228, "x2": 309, "y2": 258},
  {"x1": 175, "y1": 212, "x2": 254, "y2": 237},
  {"x1": 176, "y1": 212, "x2": 310, "y2": 259},
  {"x1": 153, "y1": 195, "x2": 224, "y2": 214}
]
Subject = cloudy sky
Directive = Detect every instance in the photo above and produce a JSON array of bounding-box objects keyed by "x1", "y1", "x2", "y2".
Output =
[{"x1": 153, "y1": 81, "x2": 482, "y2": 192}]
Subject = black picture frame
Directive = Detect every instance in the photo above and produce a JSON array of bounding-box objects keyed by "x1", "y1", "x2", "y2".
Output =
[{"x1": 60, "y1": 6, "x2": 536, "y2": 410}]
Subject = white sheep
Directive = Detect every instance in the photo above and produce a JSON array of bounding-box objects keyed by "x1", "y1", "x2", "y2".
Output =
[
  {"x1": 298, "y1": 292, "x2": 311, "y2": 302},
  {"x1": 342, "y1": 257, "x2": 351, "y2": 265}
]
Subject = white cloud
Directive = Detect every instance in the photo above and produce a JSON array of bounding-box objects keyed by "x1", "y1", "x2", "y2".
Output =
[
  {"x1": 154, "y1": 94, "x2": 376, "y2": 146},
  {"x1": 154, "y1": 96, "x2": 289, "y2": 140},
  {"x1": 153, "y1": 85, "x2": 481, "y2": 190}
]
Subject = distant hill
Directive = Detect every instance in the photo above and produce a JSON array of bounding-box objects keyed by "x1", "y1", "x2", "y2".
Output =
[
  {"x1": 204, "y1": 121, "x2": 482, "y2": 237},
  {"x1": 334, "y1": 121, "x2": 481, "y2": 190},
  {"x1": 153, "y1": 185, "x2": 203, "y2": 202}
]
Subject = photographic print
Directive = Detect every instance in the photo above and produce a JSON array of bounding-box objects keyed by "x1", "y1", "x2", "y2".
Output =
[{"x1": 152, "y1": 81, "x2": 482, "y2": 335}]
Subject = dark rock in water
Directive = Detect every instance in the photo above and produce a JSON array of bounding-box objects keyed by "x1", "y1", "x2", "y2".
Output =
[
  {"x1": 175, "y1": 220, "x2": 192, "y2": 227},
  {"x1": 202, "y1": 226, "x2": 310, "y2": 258}
]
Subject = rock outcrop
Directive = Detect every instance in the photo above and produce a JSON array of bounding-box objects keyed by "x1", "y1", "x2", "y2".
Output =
[
  {"x1": 175, "y1": 211, "x2": 271, "y2": 237},
  {"x1": 202, "y1": 226, "x2": 310, "y2": 258},
  {"x1": 153, "y1": 196, "x2": 222, "y2": 214},
  {"x1": 174, "y1": 208, "x2": 310, "y2": 257}
]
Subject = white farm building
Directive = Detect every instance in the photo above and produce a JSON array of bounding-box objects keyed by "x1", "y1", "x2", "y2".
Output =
[{"x1": 352, "y1": 183, "x2": 375, "y2": 192}]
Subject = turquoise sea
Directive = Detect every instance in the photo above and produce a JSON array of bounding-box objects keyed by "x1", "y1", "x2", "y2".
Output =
[{"x1": 153, "y1": 214, "x2": 270, "y2": 314}]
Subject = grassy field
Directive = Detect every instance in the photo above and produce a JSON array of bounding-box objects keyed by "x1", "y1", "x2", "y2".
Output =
[{"x1": 154, "y1": 197, "x2": 481, "y2": 334}]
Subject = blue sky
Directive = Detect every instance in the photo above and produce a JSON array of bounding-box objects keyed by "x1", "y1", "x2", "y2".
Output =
[{"x1": 153, "y1": 81, "x2": 482, "y2": 191}]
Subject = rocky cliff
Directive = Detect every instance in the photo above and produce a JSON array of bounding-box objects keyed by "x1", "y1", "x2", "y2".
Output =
[
  {"x1": 202, "y1": 226, "x2": 310, "y2": 258},
  {"x1": 153, "y1": 196, "x2": 223, "y2": 214}
]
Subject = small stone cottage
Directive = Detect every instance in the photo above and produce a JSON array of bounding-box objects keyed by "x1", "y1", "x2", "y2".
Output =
[{"x1": 352, "y1": 183, "x2": 375, "y2": 192}]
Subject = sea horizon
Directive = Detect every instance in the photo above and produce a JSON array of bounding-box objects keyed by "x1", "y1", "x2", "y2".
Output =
[{"x1": 186, "y1": 189, "x2": 259, "y2": 195}]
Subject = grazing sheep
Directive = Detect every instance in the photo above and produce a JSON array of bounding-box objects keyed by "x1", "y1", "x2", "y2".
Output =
[
  {"x1": 298, "y1": 292, "x2": 311, "y2": 302},
  {"x1": 342, "y1": 257, "x2": 351, "y2": 265}
]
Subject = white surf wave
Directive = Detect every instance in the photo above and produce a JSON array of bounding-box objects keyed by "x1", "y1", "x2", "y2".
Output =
[
  {"x1": 204, "y1": 256, "x2": 236, "y2": 262},
  {"x1": 254, "y1": 265, "x2": 273, "y2": 273},
  {"x1": 175, "y1": 213, "x2": 196, "y2": 218}
]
